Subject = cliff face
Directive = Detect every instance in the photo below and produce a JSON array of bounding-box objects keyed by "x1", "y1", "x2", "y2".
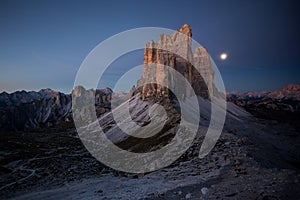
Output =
[{"x1": 137, "y1": 24, "x2": 214, "y2": 100}]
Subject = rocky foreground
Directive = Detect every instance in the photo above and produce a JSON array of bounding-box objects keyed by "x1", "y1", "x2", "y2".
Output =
[{"x1": 0, "y1": 94, "x2": 299, "y2": 199}]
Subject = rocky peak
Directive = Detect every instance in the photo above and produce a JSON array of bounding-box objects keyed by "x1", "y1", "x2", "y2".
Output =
[
  {"x1": 39, "y1": 88, "x2": 57, "y2": 93},
  {"x1": 137, "y1": 24, "x2": 214, "y2": 100},
  {"x1": 72, "y1": 85, "x2": 87, "y2": 97},
  {"x1": 102, "y1": 87, "x2": 113, "y2": 95},
  {"x1": 38, "y1": 88, "x2": 59, "y2": 99},
  {"x1": 177, "y1": 23, "x2": 192, "y2": 37}
]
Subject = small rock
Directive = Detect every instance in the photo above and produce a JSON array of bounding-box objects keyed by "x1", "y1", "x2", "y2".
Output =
[
  {"x1": 178, "y1": 191, "x2": 182, "y2": 195},
  {"x1": 201, "y1": 187, "x2": 208, "y2": 195},
  {"x1": 225, "y1": 142, "x2": 230, "y2": 146},
  {"x1": 185, "y1": 193, "x2": 192, "y2": 199},
  {"x1": 237, "y1": 137, "x2": 250, "y2": 145}
]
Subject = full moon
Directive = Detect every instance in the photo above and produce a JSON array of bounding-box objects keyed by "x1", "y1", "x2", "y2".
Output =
[{"x1": 220, "y1": 53, "x2": 228, "y2": 60}]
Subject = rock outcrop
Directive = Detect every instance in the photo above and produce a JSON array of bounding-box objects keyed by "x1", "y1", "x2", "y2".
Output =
[
  {"x1": 137, "y1": 24, "x2": 215, "y2": 100},
  {"x1": 71, "y1": 86, "x2": 113, "y2": 125}
]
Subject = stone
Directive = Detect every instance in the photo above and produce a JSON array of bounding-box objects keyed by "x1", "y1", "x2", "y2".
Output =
[
  {"x1": 201, "y1": 187, "x2": 209, "y2": 195},
  {"x1": 185, "y1": 193, "x2": 192, "y2": 199}
]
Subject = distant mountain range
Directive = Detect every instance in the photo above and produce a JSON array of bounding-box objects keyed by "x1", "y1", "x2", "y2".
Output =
[
  {"x1": 0, "y1": 87, "x2": 127, "y2": 131},
  {"x1": 227, "y1": 84, "x2": 300, "y2": 125},
  {"x1": 227, "y1": 84, "x2": 300, "y2": 101}
]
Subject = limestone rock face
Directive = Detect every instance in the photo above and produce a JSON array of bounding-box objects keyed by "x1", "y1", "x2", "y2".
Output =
[
  {"x1": 193, "y1": 46, "x2": 215, "y2": 98},
  {"x1": 137, "y1": 24, "x2": 214, "y2": 100}
]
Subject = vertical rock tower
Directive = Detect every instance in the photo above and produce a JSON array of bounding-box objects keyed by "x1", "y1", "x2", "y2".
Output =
[{"x1": 137, "y1": 24, "x2": 215, "y2": 100}]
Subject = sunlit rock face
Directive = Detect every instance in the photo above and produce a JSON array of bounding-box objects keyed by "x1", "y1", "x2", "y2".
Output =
[{"x1": 137, "y1": 24, "x2": 215, "y2": 100}]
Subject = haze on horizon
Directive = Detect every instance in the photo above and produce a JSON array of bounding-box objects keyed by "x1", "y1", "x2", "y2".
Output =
[{"x1": 0, "y1": 0, "x2": 299, "y2": 93}]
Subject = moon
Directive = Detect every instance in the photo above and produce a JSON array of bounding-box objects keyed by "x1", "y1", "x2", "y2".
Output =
[{"x1": 220, "y1": 53, "x2": 228, "y2": 60}]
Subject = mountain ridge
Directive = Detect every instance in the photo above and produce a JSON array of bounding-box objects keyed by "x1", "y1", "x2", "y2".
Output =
[
  {"x1": 227, "y1": 84, "x2": 300, "y2": 101},
  {"x1": 0, "y1": 87, "x2": 122, "y2": 131},
  {"x1": 0, "y1": 83, "x2": 298, "y2": 131}
]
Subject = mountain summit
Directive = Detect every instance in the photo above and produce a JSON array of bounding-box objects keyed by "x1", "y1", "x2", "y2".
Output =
[{"x1": 136, "y1": 24, "x2": 215, "y2": 100}]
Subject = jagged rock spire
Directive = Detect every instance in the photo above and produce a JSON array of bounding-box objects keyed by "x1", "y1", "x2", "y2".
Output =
[
  {"x1": 137, "y1": 24, "x2": 214, "y2": 100},
  {"x1": 177, "y1": 23, "x2": 192, "y2": 37}
]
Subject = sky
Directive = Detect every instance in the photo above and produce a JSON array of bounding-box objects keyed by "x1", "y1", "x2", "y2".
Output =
[{"x1": 0, "y1": 0, "x2": 300, "y2": 93}]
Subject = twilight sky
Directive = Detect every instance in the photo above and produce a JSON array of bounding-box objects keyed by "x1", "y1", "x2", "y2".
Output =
[{"x1": 0, "y1": 0, "x2": 299, "y2": 93}]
